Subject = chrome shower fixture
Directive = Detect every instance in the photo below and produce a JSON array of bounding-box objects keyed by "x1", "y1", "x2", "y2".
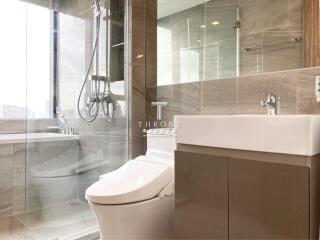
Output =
[
  {"x1": 93, "y1": 0, "x2": 102, "y2": 17},
  {"x1": 77, "y1": 0, "x2": 116, "y2": 122},
  {"x1": 93, "y1": 0, "x2": 100, "y2": 7},
  {"x1": 86, "y1": 91, "x2": 116, "y2": 119}
]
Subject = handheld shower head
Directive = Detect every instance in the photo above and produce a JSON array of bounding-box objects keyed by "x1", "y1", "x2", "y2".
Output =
[
  {"x1": 77, "y1": 0, "x2": 102, "y2": 122},
  {"x1": 93, "y1": 0, "x2": 101, "y2": 11}
]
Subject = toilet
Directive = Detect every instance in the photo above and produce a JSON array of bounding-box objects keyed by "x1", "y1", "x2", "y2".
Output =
[{"x1": 85, "y1": 128, "x2": 176, "y2": 240}]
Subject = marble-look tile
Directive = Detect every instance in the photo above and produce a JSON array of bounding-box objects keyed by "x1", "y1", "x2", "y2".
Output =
[
  {"x1": 0, "y1": 145, "x2": 14, "y2": 218},
  {"x1": 296, "y1": 68, "x2": 320, "y2": 114},
  {"x1": 239, "y1": 34, "x2": 264, "y2": 76},
  {"x1": 0, "y1": 119, "x2": 58, "y2": 135},
  {"x1": 238, "y1": 71, "x2": 298, "y2": 115},
  {"x1": 158, "y1": 0, "x2": 303, "y2": 82},
  {"x1": 158, "y1": 4, "x2": 205, "y2": 85},
  {"x1": 0, "y1": 120, "x2": 26, "y2": 134},
  {"x1": 239, "y1": 0, "x2": 303, "y2": 35},
  {"x1": 204, "y1": 0, "x2": 238, "y2": 80},
  {"x1": 0, "y1": 216, "x2": 25, "y2": 240},
  {"x1": 79, "y1": 135, "x2": 104, "y2": 165},
  {"x1": 237, "y1": 74, "x2": 264, "y2": 114},
  {"x1": 146, "y1": 0, "x2": 157, "y2": 88},
  {"x1": 27, "y1": 119, "x2": 58, "y2": 133},
  {"x1": 78, "y1": 129, "x2": 127, "y2": 177},
  {"x1": 17, "y1": 200, "x2": 97, "y2": 240},
  {"x1": 25, "y1": 140, "x2": 80, "y2": 211},
  {"x1": 202, "y1": 78, "x2": 238, "y2": 115},
  {"x1": 239, "y1": 0, "x2": 303, "y2": 76},
  {"x1": 130, "y1": 0, "x2": 147, "y2": 157},
  {"x1": 12, "y1": 144, "x2": 26, "y2": 216},
  {"x1": 261, "y1": 71, "x2": 297, "y2": 114},
  {"x1": 148, "y1": 67, "x2": 320, "y2": 118},
  {"x1": 78, "y1": 134, "x2": 105, "y2": 201},
  {"x1": 26, "y1": 140, "x2": 79, "y2": 168},
  {"x1": 147, "y1": 82, "x2": 201, "y2": 122},
  {"x1": 79, "y1": 169, "x2": 101, "y2": 202}
]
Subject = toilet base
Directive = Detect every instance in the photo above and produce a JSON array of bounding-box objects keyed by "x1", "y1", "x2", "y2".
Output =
[{"x1": 89, "y1": 195, "x2": 174, "y2": 240}]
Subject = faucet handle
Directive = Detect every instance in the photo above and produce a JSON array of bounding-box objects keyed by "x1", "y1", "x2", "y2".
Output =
[
  {"x1": 261, "y1": 93, "x2": 280, "y2": 115},
  {"x1": 267, "y1": 93, "x2": 276, "y2": 102},
  {"x1": 260, "y1": 100, "x2": 267, "y2": 107}
]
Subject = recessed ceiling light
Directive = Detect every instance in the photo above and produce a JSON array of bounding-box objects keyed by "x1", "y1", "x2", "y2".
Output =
[
  {"x1": 200, "y1": 25, "x2": 206, "y2": 28},
  {"x1": 212, "y1": 21, "x2": 220, "y2": 25}
]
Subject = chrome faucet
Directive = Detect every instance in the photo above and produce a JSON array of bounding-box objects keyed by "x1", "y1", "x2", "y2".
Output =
[
  {"x1": 261, "y1": 93, "x2": 280, "y2": 116},
  {"x1": 53, "y1": 108, "x2": 74, "y2": 134}
]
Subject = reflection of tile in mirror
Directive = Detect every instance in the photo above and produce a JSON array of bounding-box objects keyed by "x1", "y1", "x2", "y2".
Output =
[{"x1": 157, "y1": 0, "x2": 304, "y2": 84}]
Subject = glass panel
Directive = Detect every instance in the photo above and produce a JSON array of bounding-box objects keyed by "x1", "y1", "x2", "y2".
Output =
[
  {"x1": 0, "y1": 1, "x2": 52, "y2": 119},
  {"x1": 0, "y1": 1, "x2": 27, "y2": 240},
  {"x1": 157, "y1": 0, "x2": 304, "y2": 84},
  {"x1": 157, "y1": 1, "x2": 206, "y2": 85},
  {"x1": 157, "y1": 0, "x2": 238, "y2": 85},
  {"x1": 0, "y1": 1, "x2": 27, "y2": 118},
  {"x1": 26, "y1": 3, "x2": 53, "y2": 118},
  {"x1": 239, "y1": 0, "x2": 303, "y2": 76},
  {"x1": 204, "y1": 1, "x2": 238, "y2": 81},
  {"x1": 25, "y1": 0, "x2": 128, "y2": 240}
]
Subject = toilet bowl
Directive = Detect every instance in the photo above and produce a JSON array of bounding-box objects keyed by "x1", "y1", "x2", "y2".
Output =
[{"x1": 85, "y1": 128, "x2": 176, "y2": 240}]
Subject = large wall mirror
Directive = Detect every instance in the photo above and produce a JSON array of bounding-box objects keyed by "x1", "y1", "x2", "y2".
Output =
[{"x1": 157, "y1": 0, "x2": 317, "y2": 86}]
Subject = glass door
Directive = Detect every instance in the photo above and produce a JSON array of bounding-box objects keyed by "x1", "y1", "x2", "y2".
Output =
[
  {"x1": 25, "y1": 0, "x2": 129, "y2": 239},
  {"x1": 0, "y1": 1, "x2": 27, "y2": 239}
]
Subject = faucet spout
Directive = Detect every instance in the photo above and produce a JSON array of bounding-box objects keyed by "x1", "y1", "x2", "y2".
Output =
[{"x1": 261, "y1": 93, "x2": 280, "y2": 116}]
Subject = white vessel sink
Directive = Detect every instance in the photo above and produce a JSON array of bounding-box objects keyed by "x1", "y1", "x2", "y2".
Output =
[{"x1": 175, "y1": 115, "x2": 320, "y2": 156}]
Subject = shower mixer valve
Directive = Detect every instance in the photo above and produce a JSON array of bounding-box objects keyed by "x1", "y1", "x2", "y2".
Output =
[{"x1": 86, "y1": 92, "x2": 116, "y2": 119}]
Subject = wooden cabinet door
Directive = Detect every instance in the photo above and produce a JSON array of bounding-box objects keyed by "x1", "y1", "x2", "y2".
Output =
[
  {"x1": 229, "y1": 158, "x2": 310, "y2": 239},
  {"x1": 175, "y1": 151, "x2": 229, "y2": 239}
]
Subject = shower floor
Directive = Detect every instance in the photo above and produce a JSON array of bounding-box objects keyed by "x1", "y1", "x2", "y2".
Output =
[
  {"x1": 0, "y1": 215, "x2": 25, "y2": 240},
  {"x1": 0, "y1": 200, "x2": 99, "y2": 240}
]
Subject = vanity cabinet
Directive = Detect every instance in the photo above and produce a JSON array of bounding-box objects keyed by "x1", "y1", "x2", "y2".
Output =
[
  {"x1": 175, "y1": 151, "x2": 229, "y2": 239},
  {"x1": 229, "y1": 158, "x2": 309, "y2": 239},
  {"x1": 175, "y1": 149, "x2": 320, "y2": 240}
]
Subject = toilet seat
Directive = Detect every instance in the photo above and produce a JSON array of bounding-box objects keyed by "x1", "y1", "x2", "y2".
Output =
[{"x1": 85, "y1": 159, "x2": 173, "y2": 205}]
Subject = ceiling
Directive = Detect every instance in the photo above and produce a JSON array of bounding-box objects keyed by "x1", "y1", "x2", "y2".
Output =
[{"x1": 158, "y1": 0, "x2": 210, "y2": 19}]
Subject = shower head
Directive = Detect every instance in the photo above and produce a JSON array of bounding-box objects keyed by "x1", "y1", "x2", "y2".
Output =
[{"x1": 93, "y1": 0, "x2": 101, "y2": 11}]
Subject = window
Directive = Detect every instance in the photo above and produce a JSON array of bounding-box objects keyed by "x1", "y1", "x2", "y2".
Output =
[
  {"x1": 0, "y1": 1, "x2": 54, "y2": 118},
  {"x1": 58, "y1": 13, "x2": 85, "y2": 113},
  {"x1": 157, "y1": 26, "x2": 173, "y2": 86}
]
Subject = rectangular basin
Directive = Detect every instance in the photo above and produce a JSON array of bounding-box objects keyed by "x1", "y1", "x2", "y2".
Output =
[{"x1": 175, "y1": 115, "x2": 320, "y2": 156}]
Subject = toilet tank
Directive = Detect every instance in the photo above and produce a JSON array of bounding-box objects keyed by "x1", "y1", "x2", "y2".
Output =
[
  {"x1": 147, "y1": 128, "x2": 176, "y2": 153},
  {"x1": 145, "y1": 128, "x2": 176, "y2": 165}
]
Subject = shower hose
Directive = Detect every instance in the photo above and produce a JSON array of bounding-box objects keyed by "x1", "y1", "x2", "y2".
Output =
[{"x1": 77, "y1": 0, "x2": 115, "y2": 122}]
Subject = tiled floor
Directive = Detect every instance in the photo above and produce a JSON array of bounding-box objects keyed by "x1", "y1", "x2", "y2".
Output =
[
  {"x1": 0, "y1": 200, "x2": 99, "y2": 240},
  {"x1": 0, "y1": 216, "x2": 25, "y2": 240}
]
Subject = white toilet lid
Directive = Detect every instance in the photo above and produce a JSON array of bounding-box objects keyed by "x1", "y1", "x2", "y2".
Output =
[{"x1": 85, "y1": 160, "x2": 172, "y2": 205}]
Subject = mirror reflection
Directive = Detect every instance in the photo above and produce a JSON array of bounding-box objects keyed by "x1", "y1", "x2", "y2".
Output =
[{"x1": 157, "y1": 0, "x2": 304, "y2": 86}]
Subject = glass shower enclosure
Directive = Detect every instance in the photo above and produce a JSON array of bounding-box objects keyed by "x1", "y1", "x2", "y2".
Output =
[{"x1": 0, "y1": 0, "x2": 128, "y2": 239}]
